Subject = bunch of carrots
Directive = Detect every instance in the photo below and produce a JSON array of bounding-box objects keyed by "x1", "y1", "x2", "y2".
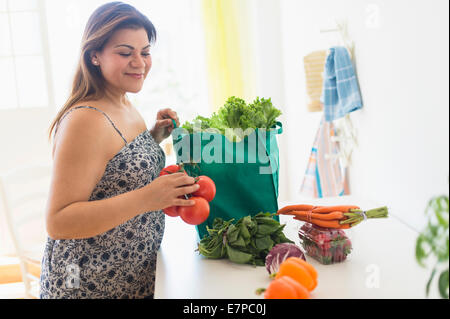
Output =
[{"x1": 277, "y1": 204, "x2": 389, "y2": 229}]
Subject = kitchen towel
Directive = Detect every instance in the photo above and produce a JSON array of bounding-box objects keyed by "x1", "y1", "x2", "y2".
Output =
[
  {"x1": 300, "y1": 115, "x2": 350, "y2": 198},
  {"x1": 321, "y1": 46, "x2": 363, "y2": 122},
  {"x1": 303, "y1": 50, "x2": 327, "y2": 112}
]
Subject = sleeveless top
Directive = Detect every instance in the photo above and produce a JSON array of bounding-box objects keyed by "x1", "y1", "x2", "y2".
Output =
[{"x1": 39, "y1": 106, "x2": 166, "y2": 299}]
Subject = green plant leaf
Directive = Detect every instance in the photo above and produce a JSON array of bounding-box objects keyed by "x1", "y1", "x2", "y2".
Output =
[
  {"x1": 426, "y1": 268, "x2": 437, "y2": 297},
  {"x1": 437, "y1": 240, "x2": 450, "y2": 263},
  {"x1": 271, "y1": 230, "x2": 294, "y2": 244},
  {"x1": 239, "y1": 218, "x2": 251, "y2": 240},
  {"x1": 441, "y1": 195, "x2": 449, "y2": 212},
  {"x1": 254, "y1": 258, "x2": 266, "y2": 267},
  {"x1": 225, "y1": 243, "x2": 253, "y2": 264},
  {"x1": 198, "y1": 234, "x2": 225, "y2": 259},
  {"x1": 230, "y1": 236, "x2": 247, "y2": 248},
  {"x1": 426, "y1": 197, "x2": 436, "y2": 216},
  {"x1": 256, "y1": 223, "x2": 279, "y2": 236},
  {"x1": 434, "y1": 197, "x2": 449, "y2": 228},
  {"x1": 428, "y1": 222, "x2": 439, "y2": 238},
  {"x1": 418, "y1": 190, "x2": 449, "y2": 298},
  {"x1": 255, "y1": 235, "x2": 274, "y2": 251},
  {"x1": 226, "y1": 224, "x2": 239, "y2": 243},
  {"x1": 438, "y1": 269, "x2": 449, "y2": 299},
  {"x1": 415, "y1": 234, "x2": 429, "y2": 267}
]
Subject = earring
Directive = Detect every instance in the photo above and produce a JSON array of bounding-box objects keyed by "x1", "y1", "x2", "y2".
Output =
[{"x1": 93, "y1": 60, "x2": 99, "y2": 66}]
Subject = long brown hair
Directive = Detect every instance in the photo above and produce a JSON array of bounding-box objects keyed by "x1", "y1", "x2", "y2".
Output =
[{"x1": 47, "y1": 1, "x2": 156, "y2": 141}]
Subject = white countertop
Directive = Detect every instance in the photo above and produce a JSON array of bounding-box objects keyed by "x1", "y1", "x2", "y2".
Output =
[{"x1": 154, "y1": 196, "x2": 438, "y2": 299}]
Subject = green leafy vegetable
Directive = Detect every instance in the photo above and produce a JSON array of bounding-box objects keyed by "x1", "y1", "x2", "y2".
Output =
[
  {"x1": 197, "y1": 212, "x2": 293, "y2": 266},
  {"x1": 181, "y1": 96, "x2": 282, "y2": 142}
]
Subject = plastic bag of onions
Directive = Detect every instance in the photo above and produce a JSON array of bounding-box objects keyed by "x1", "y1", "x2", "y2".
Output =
[{"x1": 265, "y1": 243, "x2": 306, "y2": 275}]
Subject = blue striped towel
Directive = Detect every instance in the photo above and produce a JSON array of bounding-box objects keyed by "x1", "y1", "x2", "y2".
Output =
[{"x1": 320, "y1": 47, "x2": 363, "y2": 122}]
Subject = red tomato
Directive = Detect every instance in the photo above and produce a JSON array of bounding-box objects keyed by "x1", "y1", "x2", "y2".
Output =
[
  {"x1": 178, "y1": 196, "x2": 210, "y2": 225},
  {"x1": 159, "y1": 165, "x2": 182, "y2": 176},
  {"x1": 163, "y1": 206, "x2": 179, "y2": 217},
  {"x1": 191, "y1": 175, "x2": 216, "y2": 202},
  {"x1": 163, "y1": 195, "x2": 186, "y2": 217}
]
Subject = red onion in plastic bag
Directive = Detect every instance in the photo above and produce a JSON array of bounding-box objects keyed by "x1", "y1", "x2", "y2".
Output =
[{"x1": 265, "y1": 243, "x2": 306, "y2": 275}]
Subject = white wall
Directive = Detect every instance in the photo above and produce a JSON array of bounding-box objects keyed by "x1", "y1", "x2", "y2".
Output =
[
  {"x1": 277, "y1": 0, "x2": 449, "y2": 231},
  {"x1": 249, "y1": 0, "x2": 290, "y2": 203}
]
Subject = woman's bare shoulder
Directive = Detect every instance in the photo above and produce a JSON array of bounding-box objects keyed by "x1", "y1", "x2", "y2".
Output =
[
  {"x1": 57, "y1": 102, "x2": 110, "y2": 134},
  {"x1": 52, "y1": 103, "x2": 113, "y2": 159}
]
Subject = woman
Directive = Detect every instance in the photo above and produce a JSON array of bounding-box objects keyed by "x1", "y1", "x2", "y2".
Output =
[{"x1": 40, "y1": 2, "x2": 197, "y2": 299}]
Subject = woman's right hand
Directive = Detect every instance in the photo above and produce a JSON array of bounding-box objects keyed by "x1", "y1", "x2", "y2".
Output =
[{"x1": 144, "y1": 172, "x2": 199, "y2": 211}]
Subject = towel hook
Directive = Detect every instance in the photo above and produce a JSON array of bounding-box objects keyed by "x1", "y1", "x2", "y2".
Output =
[{"x1": 320, "y1": 19, "x2": 354, "y2": 59}]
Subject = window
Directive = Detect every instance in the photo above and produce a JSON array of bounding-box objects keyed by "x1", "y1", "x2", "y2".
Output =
[{"x1": 0, "y1": 0, "x2": 53, "y2": 110}]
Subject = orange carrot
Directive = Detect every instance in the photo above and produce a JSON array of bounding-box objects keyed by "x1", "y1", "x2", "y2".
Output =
[
  {"x1": 294, "y1": 216, "x2": 350, "y2": 229},
  {"x1": 311, "y1": 205, "x2": 360, "y2": 214},
  {"x1": 281, "y1": 210, "x2": 345, "y2": 221},
  {"x1": 277, "y1": 204, "x2": 316, "y2": 215}
]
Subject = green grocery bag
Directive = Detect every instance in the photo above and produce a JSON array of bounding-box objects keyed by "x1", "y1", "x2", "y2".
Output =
[{"x1": 171, "y1": 121, "x2": 283, "y2": 239}]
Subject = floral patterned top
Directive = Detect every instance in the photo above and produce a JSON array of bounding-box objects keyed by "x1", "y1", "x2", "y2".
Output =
[{"x1": 40, "y1": 106, "x2": 166, "y2": 299}]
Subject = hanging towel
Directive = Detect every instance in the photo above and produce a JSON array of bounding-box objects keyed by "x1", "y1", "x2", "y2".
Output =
[
  {"x1": 321, "y1": 46, "x2": 363, "y2": 122},
  {"x1": 300, "y1": 115, "x2": 350, "y2": 198},
  {"x1": 303, "y1": 50, "x2": 327, "y2": 112}
]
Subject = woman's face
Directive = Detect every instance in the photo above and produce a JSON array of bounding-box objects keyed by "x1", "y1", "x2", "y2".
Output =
[{"x1": 92, "y1": 28, "x2": 152, "y2": 94}]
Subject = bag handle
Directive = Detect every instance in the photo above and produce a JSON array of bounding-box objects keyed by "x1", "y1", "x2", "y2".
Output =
[{"x1": 271, "y1": 121, "x2": 283, "y2": 135}]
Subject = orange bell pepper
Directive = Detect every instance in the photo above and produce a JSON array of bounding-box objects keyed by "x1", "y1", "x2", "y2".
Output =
[
  {"x1": 275, "y1": 257, "x2": 318, "y2": 291},
  {"x1": 263, "y1": 276, "x2": 310, "y2": 299}
]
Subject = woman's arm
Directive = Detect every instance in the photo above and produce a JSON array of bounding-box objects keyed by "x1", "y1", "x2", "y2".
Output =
[
  {"x1": 46, "y1": 109, "x2": 197, "y2": 240},
  {"x1": 48, "y1": 174, "x2": 198, "y2": 240},
  {"x1": 47, "y1": 186, "x2": 150, "y2": 240}
]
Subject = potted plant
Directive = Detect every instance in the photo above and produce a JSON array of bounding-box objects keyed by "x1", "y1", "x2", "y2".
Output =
[{"x1": 415, "y1": 189, "x2": 449, "y2": 299}]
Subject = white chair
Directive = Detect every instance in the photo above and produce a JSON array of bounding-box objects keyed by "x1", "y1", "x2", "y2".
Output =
[{"x1": 0, "y1": 163, "x2": 52, "y2": 299}]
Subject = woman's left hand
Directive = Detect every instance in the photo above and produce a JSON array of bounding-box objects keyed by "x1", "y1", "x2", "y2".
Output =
[{"x1": 150, "y1": 108, "x2": 180, "y2": 144}]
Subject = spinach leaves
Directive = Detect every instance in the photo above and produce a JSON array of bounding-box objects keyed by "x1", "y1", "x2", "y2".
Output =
[{"x1": 197, "y1": 212, "x2": 293, "y2": 266}]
